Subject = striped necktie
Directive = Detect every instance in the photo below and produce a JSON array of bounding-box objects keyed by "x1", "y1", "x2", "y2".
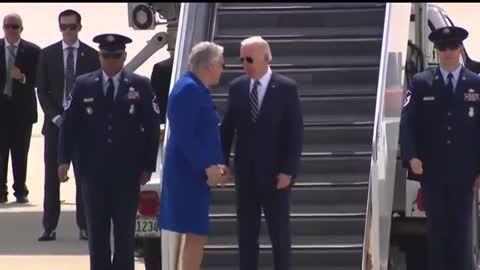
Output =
[
  {"x1": 3, "y1": 45, "x2": 16, "y2": 97},
  {"x1": 249, "y1": 80, "x2": 260, "y2": 122}
]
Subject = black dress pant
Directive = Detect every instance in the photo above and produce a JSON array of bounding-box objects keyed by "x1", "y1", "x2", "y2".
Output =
[
  {"x1": 0, "y1": 100, "x2": 31, "y2": 198},
  {"x1": 236, "y1": 169, "x2": 292, "y2": 270},
  {"x1": 42, "y1": 124, "x2": 86, "y2": 231},
  {"x1": 82, "y1": 173, "x2": 140, "y2": 270}
]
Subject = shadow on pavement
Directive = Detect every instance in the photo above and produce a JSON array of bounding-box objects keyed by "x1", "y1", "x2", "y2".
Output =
[{"x1": 0, "y1": 210, "x2": 89, "y2": 255}]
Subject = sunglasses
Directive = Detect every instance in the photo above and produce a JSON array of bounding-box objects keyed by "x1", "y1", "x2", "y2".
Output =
[
  {"x1": 3, "y1": 24, "x2": 21, "y2": 30},
  {"x1": 239, "y1": 56, "x2": 254, "y2": 64},
  {"x1": 59, "y1": 23, "x2": 79, "y2": 31},
  {"x1": 436, "y1": 43, "x2": 460, "y2": 51},
  {"x1": 101, "y1": 52, "x2": 123, "y2": 59}
]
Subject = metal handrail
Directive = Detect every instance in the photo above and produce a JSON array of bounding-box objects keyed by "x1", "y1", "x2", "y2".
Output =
[
  {"x1": 161, "y1": 4, "x2": 189, "y2": 270},
  {"x1": 371, "y1": 3, "x2": 391, "y2": 162},
  {"x1": 362, "y1": 4, "x2": 392, "y2": 270}
]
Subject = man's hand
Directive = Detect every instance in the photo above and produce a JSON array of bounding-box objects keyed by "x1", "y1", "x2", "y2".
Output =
[
  {"x1": 139, "y1": 171, "x2": 152, "y2": 185},
  {"x1": 409, "y1": 158, "x2": 423, "y2": 175},
  {"x1": 11, "y1": 66, "x2": 24, "y2": 81},
  {"x1": 206, "y1": 165, "x2": 223, "y2": 187},
  {"x1": 474, "y1": 175, "x2": 480, "y2": 191},
  {"x1": 277, "y1": 173, "x2": 292, "y2": 189},
  {"x1": 58, "y1": 164, "x2": 70, "y2": 183}
]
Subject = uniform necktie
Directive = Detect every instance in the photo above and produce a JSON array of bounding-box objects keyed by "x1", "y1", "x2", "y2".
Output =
[
  {"x1": 250, "y1": 80, "x2": 260, "y2": 122},
  {"x1": 3, "y1": 44, "x2": 16, "y2": 97},
  {"x1": 106, "y1": 78, "x2": 115, "y2": 109},
  {"x1": 65, "y1": 47, "x2": 75, "y2": 102},
  {"x1": 447, "y1": 73, "x2": 454, "y2": 94}
]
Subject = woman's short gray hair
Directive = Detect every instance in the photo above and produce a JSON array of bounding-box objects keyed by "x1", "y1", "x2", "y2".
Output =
[{"x1": 188, "y1": 41, "x2": 224, "y2": 74}]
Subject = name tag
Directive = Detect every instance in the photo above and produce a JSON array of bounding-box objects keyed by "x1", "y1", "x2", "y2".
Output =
[{"x1": 423, "y1": 96, "x2": 435, "y2": 101}]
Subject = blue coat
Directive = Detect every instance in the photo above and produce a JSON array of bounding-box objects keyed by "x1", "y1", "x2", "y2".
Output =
[
  {"x1": 159, "y1": 72, "x2": 223, "y2": 236},
  {"x1": 58, "y1": 69, "x2": 161, "y2": 179},
  {"x1": 400, "y1": 66, "x2": 480, "y2": 184},
  {"x1": 221, "y1": 73, "x2": 304, "y2": 190}
]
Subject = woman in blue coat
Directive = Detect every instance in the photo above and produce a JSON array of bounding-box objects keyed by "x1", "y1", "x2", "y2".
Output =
[{"x1": 159, "y1": 41, "x2": 229, "y2": 270}]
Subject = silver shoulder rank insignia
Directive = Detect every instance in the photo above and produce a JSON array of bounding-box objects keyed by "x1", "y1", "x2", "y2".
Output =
[
  {"x1": 152, "y1": 95, "x2": 160, "y2": 114},
  {"x1": 403, "y1": 89, "x2": 412, "y2": 107},
  {"x1": 86, "y1": 106, "x2": 93, "y2": 115},
  {"x1": 64, "y1": 94, "x2": 73, "y2": 110}
]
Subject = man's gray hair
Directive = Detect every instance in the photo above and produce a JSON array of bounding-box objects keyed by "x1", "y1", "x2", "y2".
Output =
[
  {"x1": 241, "y1": 36, "x2": 272, "y2": 62},
  {"x1": 188, "y1": 41, "x2": 224, "y2": 74}
]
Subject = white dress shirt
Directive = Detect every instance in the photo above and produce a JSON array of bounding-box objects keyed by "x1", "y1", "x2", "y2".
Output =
[{"x1": 249, "y1": 66, "x2": 272, "y2": 109}]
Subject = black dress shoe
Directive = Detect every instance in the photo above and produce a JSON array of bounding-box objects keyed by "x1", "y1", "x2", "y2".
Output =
[
  {"x1": 16, "y1": 196, "x2": 29, "y2": 203},
  {"x1": 79, "y1": 229, "x2": 88, "y2": 240},
  {"x1": 38, "y1": 230, "x2": 56, "y2": 241}
]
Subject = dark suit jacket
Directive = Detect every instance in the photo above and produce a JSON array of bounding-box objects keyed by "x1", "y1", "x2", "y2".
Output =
[
  {"x1": 221, "y1": 72, "x2": 304, "y2": 190},
  {"x1": 37, "y1": 40, "x2": 100, "y2": 135},
  {"x1": 58, "y1": 69, "x2": 160, "y2": 177},
  {"x1": 150, "y1": 56, "x2": 173, "y2": 124},
  {"x1": 0, "y1": 38, "x2": 41, "y2": 124},
  {"x1": 400, "y1": 67, "x2": 480, "y2": 184}
]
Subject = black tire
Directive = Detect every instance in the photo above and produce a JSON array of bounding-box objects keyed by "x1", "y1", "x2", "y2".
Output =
[{"x1": 143, "y1": 237, "x2": 162, "y2": 270}]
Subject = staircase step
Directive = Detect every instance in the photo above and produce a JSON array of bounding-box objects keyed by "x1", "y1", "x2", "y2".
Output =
[
  {"x1": 220, "y1": 38, "x2": 381, "y2": 69},
  {"x1": 219, "y1": 67, "x2": 379, "y2": 94},
  {"x1": 208, "y1": 234, "x2": 363, "y2": 247},
  {"x1": 304, "y1": 125, "x2": 373, "y2": 149},
  {"x1": 203, "y1": 248, "x2": 363, "y2": 268},
  {"x1": 213, "y1": 95, "x2": 376, "y2": 125},
  {"x1": 205, "y1": 267, "x2": 358, "y2": 270},
  {"x1": 300, "y1": 155, "x2": 371, "y2": 175},
  {"x1": 210, "y1": 186, "x2": 368, "y2": 211},
  {"x1": 225, "y1": 55, "x2": 379, "y2": 69},
  {"x1": 296, "y1": 173, "x2": 369, "y2": 186},
  {"x1": 214, "y1": 83, "x2": 378, "y2": 97},
  {"x1": 210, "y1": 216, "x2": 365, "y2": 237},
  {"x1": 218, "y1": 2, "x2": 385, "y2": 10},
  {"x1": 216, "y1": 26, "x2": 383, "y2": 39},
  {"x1": 210, "y1": 203, "x2": 366, "y2": 216},
  {"x1": 215, "y1": 8, "x2": 385, "y2": 31}
]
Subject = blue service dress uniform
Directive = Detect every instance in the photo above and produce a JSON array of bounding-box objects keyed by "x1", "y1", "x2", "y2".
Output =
[
  {"x1": 58, "y1": 69, "x2": 160, "y2": 270},
  {"x1": 159, "y1": 71, "x2": 223, "y2": 236},
  {"x1": 400, "y1": 66, "x2": 480, "y2": 270}
]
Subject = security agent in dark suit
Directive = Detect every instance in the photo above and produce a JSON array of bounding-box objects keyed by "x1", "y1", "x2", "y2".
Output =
[
  {"x1": 36, "y1": 9, "x2": 100, "y2": 241},
  {"x1": 221, "y1": 36, "x2": 303, "y2": 270},
  {"x1": 399, "y1": 26, "x2": 480, "y2": 270},
  {"x1": 150, "y1": 53, "x2": 173, "y2": 125},
  {"x1": 58, "y1": 33, "x2": 160, "y2": 270},
  {"x1": 150, "y1": 19, "x2": 177, "y2": 125},
  {"x1": 0, "y1": 13, "x2": 41, "y2": 204}
]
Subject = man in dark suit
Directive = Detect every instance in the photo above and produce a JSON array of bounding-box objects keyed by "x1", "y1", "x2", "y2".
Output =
[
  {"x1": 151, "y1": 53, "x2": 173, "y2": 125},
  {"x1": 58, "y1": 33, "x2": 160, "y2": 270},
  {"x1": 0, "y1": 13, "x2": 41, "y2": 204},
  {"x1": 221, "y1": 36, "x2": 304, "y2": 270},
  {"x1": 37, "y1": 9, "x2": 100, "y2": 241},
  {"x1": 400, "y1": 26, "x2": 480, "y2": 270}
]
